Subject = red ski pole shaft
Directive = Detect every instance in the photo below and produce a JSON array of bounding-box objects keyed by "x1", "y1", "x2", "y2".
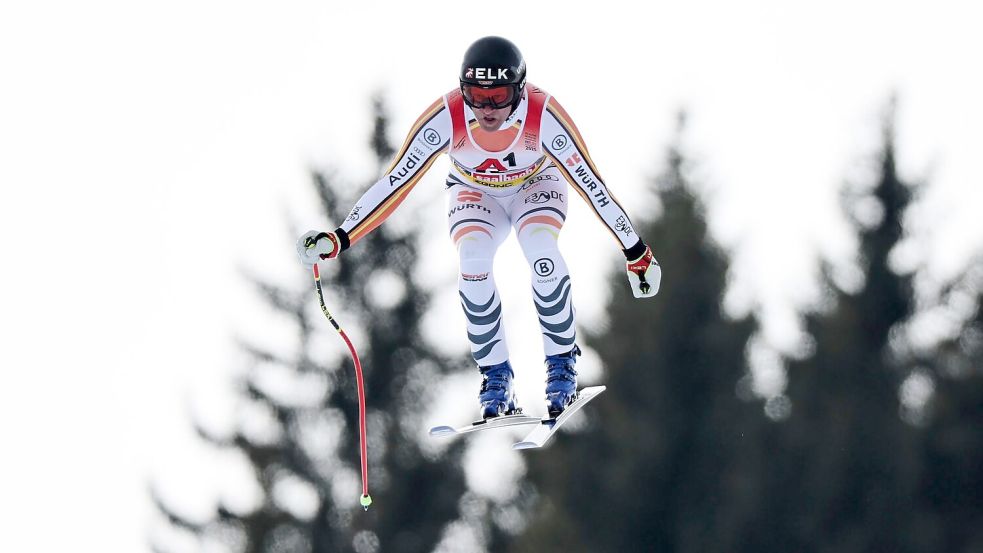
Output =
[{"x1": 312, "y1": 263, "x2": 372, "y2": 511}]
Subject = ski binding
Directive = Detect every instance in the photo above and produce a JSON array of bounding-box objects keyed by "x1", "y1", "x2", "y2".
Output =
[{"x1": 513, "y1": 385, "x2": 606, "y2": 450}]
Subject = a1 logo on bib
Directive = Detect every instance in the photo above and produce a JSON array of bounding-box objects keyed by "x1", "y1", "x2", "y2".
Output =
[
  {"x1": 474, "y1": 152, "x2": 518, "y2": 174},
  {"x1": 475, "y1": 158, "x2": 509, "y2": 173},
  {"x1": 535, "y1": 258, "x2": 555, "y2": 277}
]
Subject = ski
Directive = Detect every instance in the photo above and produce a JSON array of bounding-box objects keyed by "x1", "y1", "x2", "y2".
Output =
[
  {"x1": 429, "y1": 412, "x2": 542, "y2": 438},
  {"x1": 513, "y1": 385, "x2": 606, "y2": 450}
]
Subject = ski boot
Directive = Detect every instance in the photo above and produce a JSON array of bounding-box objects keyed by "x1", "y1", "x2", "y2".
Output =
[
  {"x1": 478, "y1": 360, "x2": 518, "y2": 419},
  {"x1": 545, "y1": 345, "x2": 581, "y2": 418}
]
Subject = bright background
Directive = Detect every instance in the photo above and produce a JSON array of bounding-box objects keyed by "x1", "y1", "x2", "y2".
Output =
[{"x1": 1, "y1": 1, "x2": 981, "y2": 550}]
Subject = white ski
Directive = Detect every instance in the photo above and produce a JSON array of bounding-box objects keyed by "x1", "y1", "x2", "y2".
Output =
[
  {"x1": 429, "y1": 412, "x2": 542, "y2": 438},
  {"x1": 513, "y1": 386, "x2": 606, "y2": 450}
]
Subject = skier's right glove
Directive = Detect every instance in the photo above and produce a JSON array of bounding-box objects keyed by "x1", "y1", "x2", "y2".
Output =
[
  {"x1": 626, "y1": 244, "x2": 661, "y2": 298},
  {"x1": 296, "y1": 230, "x2": 340, "y2": 269}
]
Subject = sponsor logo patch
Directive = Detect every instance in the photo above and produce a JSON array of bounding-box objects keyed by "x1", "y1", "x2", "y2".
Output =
[
  {"x1": 524, "y1": 191, "x2": 565, "y2": 205},
  {"x1": 454, "y1": 156, "x2": 547, "y2": 188},
  {"x1": 448, "y1": 203, "x2": 492, "y2": 217},
  {"x1": 535, "y1": 258, "x2": 555, "y2": 277},
  {"x1": 574, "y1": 166, "x2": 610, "y2": 207},
  {"x1": 615, "y1": 215, "x2": 634, "y2": 237},
  {"x1": 457, "y1": 190, "x2": 483, "y2": 203},
  {"x1": 466, "y1": 67, "x2": 510, "y2": 80},
  {"x1": 475, "y1": 158, "x2": 508, "y2": 173},
  {"x1": 520, "y1": 173, "x2": 559, "y2": 191},
  {"x1": 389, "y1": 152, "x2": 423, "y2": 185},
  {"x1": 423, "y1": 128, "x2": 441, "y2": 146}
]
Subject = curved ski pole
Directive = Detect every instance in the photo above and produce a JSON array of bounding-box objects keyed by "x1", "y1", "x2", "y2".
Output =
[{"x1": 311, "y1": 263, "x2": 372, "y2": 511}]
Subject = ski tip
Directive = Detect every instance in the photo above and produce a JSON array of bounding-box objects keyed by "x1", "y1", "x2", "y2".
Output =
[
  {"x1": 429, "y1": 426, "x2": 455, "y2": 437},
  {"x1": 513, "y1": 441, "x2": 538, "y2": 450}
]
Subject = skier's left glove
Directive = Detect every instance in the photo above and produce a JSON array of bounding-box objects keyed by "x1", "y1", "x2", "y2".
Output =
[
  {"x1": 296, "y1": 230, "x2": 340, "y2": 269},
  {"x1": 626, "y1": 244, "x2": 661, "y2": 298}
]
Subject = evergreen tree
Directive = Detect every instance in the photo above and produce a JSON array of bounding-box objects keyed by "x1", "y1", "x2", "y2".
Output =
[
  {"x1": 505, "y1": 113, "x2": 761, "y2": 552},
  {"x1": 768, "y1": 98, "x2": 921, "y2": 552},
  {"x1": 153, "y1": 97, "x2": 470, "y2": 553},
  {"x1": 912, "y1": 264, "x2": 983, "y2": 552}
]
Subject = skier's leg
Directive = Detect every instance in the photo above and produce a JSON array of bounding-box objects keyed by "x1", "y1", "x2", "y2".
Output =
[
  {"x1": 447, "y1": 183, "x2": 516, "y2": 417},
  {"x1": 511, "y1": 168, "x2": 577, "y2": 355},
  {"x1": 511, "y1": 168, "x2": 581, "y2": 416}
]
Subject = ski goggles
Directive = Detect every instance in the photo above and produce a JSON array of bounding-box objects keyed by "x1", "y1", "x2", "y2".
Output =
[{"x1": 461, "y1": 84, "x2": 520, "y2": 109}]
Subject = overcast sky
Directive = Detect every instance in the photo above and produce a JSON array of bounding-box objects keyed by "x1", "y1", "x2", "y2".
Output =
[{"x1": 2, "y1": 1, "x2": 981, "y2": 551}]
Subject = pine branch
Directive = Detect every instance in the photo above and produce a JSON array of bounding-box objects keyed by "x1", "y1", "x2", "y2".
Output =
[
  {"x1": 239, "y1": 271, "x2": 306, "y2": 318},
  {"x1": 151, "y1": 487, "x2": 207, "y2": 534},
  {"x1": 193, "y1": 418, "x2": 235, "y2": 448},
  {"x1": 237, "y1": 340, "x2": 291, "y2": 367}
]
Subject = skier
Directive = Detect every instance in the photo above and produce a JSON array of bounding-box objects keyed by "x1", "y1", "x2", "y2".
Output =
[{"x1": 298, "y1": 36, "x2": 661, "y2": 419}]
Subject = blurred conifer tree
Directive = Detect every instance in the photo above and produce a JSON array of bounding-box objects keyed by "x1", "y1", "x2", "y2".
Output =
[
  {"x1": 509, "y1": 100, "x2": 983, "y2": 553},
  {"x1": 504, "y1": 113, "x2": 762, "y2": 552},
  {"x1": 152, "y1": 96, "x2": 470, "y2": 553},
  {"x1": 910, "y1": 264, "x2": 983, "y2": 552},
  {"x1": 767, "y1": 97, "x2": 922, "y2": 552}
]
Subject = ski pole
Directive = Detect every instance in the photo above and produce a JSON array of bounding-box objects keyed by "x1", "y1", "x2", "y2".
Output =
[{"x1": 311, "y1": 262, "x2": 372, "y2": 511}]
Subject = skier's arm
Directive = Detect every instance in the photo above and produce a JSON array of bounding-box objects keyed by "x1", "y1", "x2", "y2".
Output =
[
  {"x1": 540, "y1": 97, "x2": 660, "y2": 297},
  {"x1": 333, "y1": 98, "x2": 450, "y2": 251},
  {"x1": 297, "y1": 98, "x2": 450, "y2": 267}
]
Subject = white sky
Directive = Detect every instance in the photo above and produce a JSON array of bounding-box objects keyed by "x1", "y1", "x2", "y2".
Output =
[{"x1": 2, "y1": 1, "x2": 981, "y2": 551}]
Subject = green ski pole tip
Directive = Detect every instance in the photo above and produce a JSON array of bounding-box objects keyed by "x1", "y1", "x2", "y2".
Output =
[{"x1": 360, "y1": 494, "x2": 373, "y2": 510}]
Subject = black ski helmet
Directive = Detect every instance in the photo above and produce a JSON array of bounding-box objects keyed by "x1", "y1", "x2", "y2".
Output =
[{"x1": 459, "y1": 36, "x2": 526, "y2": 112}]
